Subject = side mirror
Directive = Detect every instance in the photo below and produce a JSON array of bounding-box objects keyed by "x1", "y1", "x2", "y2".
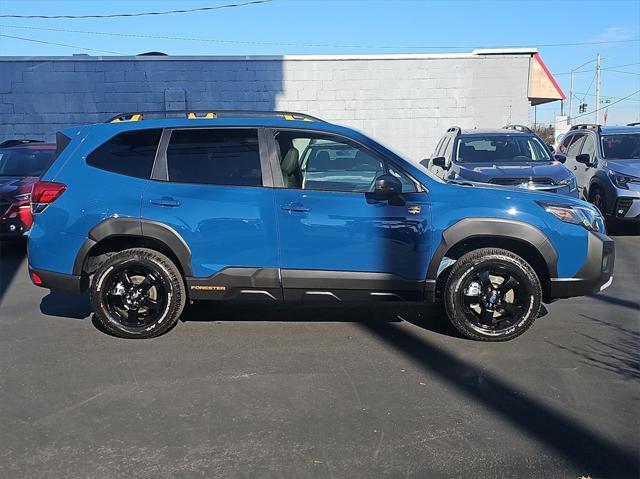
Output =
[
  {"x1": 576, "y1": 153, "x2": 591, "y2": 165},
  {"x1": 554, "y1": 154, "x2": 567, "y2": 163},
  {"x1": 374, "y1": 174, "x2": 402, "y2": 196},
  {"x1": 432, "y1": 156, "x2": 448, "y2": 169}
]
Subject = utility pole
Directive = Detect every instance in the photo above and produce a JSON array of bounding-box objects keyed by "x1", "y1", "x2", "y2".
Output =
[
  {"x1": 569, "y1": 71, "x2": 574, "y2": 122},
  {"x1": 595, "y1": 53, "x2": 601, "y2": 124}
]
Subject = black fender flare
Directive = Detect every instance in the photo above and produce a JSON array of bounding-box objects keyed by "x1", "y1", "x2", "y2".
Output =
[
  {"x1": 426, "y1": 218, "x2": 558, "y2": 282},
  {"x1": 72, "y1": 217, "x2": 192, "y2": 276}
]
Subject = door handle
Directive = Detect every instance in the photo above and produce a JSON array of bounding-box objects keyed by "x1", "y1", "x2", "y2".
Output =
[
  {"x1": 281, "y1": 202, "x2": 310, "y2": 213},
  {"x1": 150, "y1": 196, "x2": 180, "y2": 207}
]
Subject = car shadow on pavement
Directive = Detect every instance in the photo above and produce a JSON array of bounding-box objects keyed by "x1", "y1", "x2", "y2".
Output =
[
  {"x1": 39, "y1": 291, "x2": 92, "y2": 319},
  {"x1": 549, "y1": 314, "x2": 640, "y2": 382},
  {"x1": 358, "y1": 319, "x2": 640, "y2": 478},
  {"x1": 0, "y1": 239, "x2": 27, "y2": 305},
  {"x1": 180, "y1": 300, "x2": 459, "y2": 336}
]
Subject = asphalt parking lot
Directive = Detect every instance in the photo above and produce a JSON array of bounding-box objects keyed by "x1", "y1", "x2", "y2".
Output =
[{"x1": 0, "y1": 231, "x2": 638, "y2": 479}]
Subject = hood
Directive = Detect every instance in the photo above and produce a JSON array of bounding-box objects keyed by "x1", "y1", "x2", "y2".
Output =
[
  {"x1": 451, "y1": 161, "x2": 567, "y2": 183},
  {"x1": 605, "y1": 159, "x2": 640, "y2": 177},
  {"x1": 0, "y1": 175, "x2": 38, "y2": 197}
]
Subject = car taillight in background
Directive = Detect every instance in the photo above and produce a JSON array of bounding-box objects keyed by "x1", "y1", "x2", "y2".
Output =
[{"x1": 31, "y1": 181, "x2": 66, "y2": 214}]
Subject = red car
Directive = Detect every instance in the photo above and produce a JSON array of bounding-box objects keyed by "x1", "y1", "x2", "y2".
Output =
[{"x1": 0, "y1": 140, "x2": 56, "y2": 238}]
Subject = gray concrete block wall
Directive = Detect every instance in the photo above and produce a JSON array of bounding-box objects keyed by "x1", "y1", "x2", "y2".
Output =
[{"x1": 0, "y1": 52, "x2": 532, "y2": 162}]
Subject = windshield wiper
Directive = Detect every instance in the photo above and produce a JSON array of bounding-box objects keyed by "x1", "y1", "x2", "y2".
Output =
[{"x1": 448, "y1": 179, "x2": 475, "y2": 187}]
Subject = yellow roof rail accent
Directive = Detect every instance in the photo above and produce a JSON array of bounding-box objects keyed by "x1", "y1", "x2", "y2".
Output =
[
  {"x1": 110, "y1": 113, "x2": 143, "y2": 123},
  {"x1": 188, "y1": 112, "x2": 217, "y2": 119},
  {"x1": 283, "y1": 114, "x2": 295, "y2": 120}
]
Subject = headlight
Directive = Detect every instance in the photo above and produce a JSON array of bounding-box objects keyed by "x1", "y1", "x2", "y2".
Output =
[
  {"x1": 13, "y1": 193, "x2": 31, "y2": 202},
  {"x1": 559, "y1": 175, "x2": 578, "y2": 192},
  {"x1": 609, "y1": 170, "x2": 640, "y2": 190},
  {"x1": 537, "y1": 201, "x2": 605, "y2": 233}
]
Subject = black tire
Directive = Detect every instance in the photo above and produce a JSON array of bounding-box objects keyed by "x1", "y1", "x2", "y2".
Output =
[
  {"x1": 90, "y1": 248, "x2": 186, "y2": 339},
  {"x1": 444, "y1": 248, "x2": 542, "y2": 341},
  {"x1": 589, "y1": 186, "x2": 607, "y2": 215}
]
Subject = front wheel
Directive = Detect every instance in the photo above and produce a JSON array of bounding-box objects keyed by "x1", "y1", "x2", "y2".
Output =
[
  {"x1": 444, "y1": 248, "x2": 542, "y2": 341},
  {"x1": 90, "y1": 248, "x2": 186, "y2": 339}
]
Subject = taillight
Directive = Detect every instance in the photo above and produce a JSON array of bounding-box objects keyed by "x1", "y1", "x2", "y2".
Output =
[{"x1": 31, "y1": 181, "x2": 66, "y2": 214}]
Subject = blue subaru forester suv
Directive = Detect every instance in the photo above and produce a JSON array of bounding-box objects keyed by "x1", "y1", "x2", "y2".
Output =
[{"x1": 27, "y1": 110, "x2": 614, "y2": 341}]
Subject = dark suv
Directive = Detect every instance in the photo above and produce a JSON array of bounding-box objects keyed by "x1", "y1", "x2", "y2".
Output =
[
  {"x1": 28, "y1": 110, "x2": 613, "y2": 342},
  {"x1": 423, "y1": 125, "x2": 578, "y2": 197},
  {"x1": 556, "y1": 124, "x2": 640, "y2": 223},
  {"x1": 0, "y1": 139, "x2": 56, "y2": 238}
]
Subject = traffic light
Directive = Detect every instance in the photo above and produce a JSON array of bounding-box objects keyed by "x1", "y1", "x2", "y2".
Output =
[{"x1": 579, "y1": 103, "x2": 588, "y2": 113}]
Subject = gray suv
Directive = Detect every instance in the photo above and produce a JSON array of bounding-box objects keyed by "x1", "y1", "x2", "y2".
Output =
[{"x1": 556, "y1": 124, "x2": 640, "y2": 223}]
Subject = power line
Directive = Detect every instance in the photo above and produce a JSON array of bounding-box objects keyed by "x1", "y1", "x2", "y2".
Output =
[
  {"x1": 0, "y1": 33, "x2": 126, "y2": 55},
  {"x1": 553, "y1": 62, "x2": 640, "y2": 75},
  {"x1": 574, "y1": 92, "x2": 640, "y2": 102},
  {"x1": 572, "y1": 89, "x2": 640, "y2": 119},
  {"x1": 0, "y1": 23, "x2": 638, "y2": 50},
  {"x1": 606, "y1": 69, "x2": 640, "y2": 76},
  {"x1": 0, "y1": 0, "x2": 272, "y2": 19}
]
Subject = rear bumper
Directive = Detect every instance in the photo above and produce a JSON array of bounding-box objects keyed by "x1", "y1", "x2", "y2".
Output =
[
  {"x1": 28, "y1": 267, "x2": 85, "y2": 294},
  {"x1": 548, "y1": 231, "x2": 615, "y2": 300},
  {"x1": 0, "y1": 218, "x2": 29, "y2": 237}
]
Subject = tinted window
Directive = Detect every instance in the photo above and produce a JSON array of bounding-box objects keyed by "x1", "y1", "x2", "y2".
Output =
[
  {"x1": 567, "y1": 134, "x2": 586, "y2": 156},
  {"x1": 558, "y1": 134, "x2": 574, "y2": 154},
  {"x1": 601, "y1": 133, "x2": 640, "y2": 159},
  {"x1": 455, "y1": 135, "x2": 551, "y2": 162},
  {"x1": 274, "y1": 130, "x2": 415, "y2": 193},
  {"x1": 166, "y1": 129, "x2": 262, "y2": 186},
  {"x1": 87, "y1": 129, "x2": 161, "y2": 179},
  {"x1": 0, "y1": 148, "x2": 54, "y2": 176}
]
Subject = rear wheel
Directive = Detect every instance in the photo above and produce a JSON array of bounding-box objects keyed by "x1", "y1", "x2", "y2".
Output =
[
  {"x1": 444, "y1": 248, "x2": 542, "y2": 341},
  {"x1": 90, "y1": 248, "x2": 186, "y2": 339}
]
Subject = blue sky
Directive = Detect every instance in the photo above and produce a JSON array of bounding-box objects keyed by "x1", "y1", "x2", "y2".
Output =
[{"x1": 0, "y1": 0, "x2": 638, "y2": 124}]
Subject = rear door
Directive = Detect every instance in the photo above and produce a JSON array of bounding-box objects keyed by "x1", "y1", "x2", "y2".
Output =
[
  {"x1": 267, "y1": 128, "x2": 432, "y2": 301},
  {"x1": 141, "y1": 127, "x2": 280, "y2": 298}
]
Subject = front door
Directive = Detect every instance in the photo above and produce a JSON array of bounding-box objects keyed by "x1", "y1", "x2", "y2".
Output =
[
  {"x1": 141, "y1": 127, "x2": 280, "y2": 299},
  {"x1": 268, "y1": 129, "x2": 432, "y2": 300},
  {"x1": 563, "y1": 133, "x2": 587, "y2": 198}
]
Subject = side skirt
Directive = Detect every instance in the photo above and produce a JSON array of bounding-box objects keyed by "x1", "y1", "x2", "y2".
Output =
[{"x1": 185, "y1": 267, "x2": 429, "y2": 302}]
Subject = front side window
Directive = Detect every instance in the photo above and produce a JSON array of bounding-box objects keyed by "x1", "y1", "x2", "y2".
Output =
[
  {"x1": 87, "y1": 129, "x2": 161, "y2": 179},
  {"x1": 580, "y1": 135, "x2": 596, "y2": 161},
  {"x1": 455, "y1": 135, "x2": 551, "y2": 163},
  {"x1": 558, "y1": 134, "x2": 574, "y2": 154},
  {"x1": 273, "y1": 130, "x2": 415, "y2": 193},
  {"x1": 601, "y1": 134, "x2": 640, "y2": 159},
  {"x1": 0, "y1": 148, "x2": 54, "y2": 177},
  {"x1": 166, "y1": 129, "x2": 262, "y2": 186}
]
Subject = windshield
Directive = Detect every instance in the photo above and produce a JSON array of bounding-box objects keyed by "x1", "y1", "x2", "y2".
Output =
[
  {"x1": 0, "y1": 148, "x2": 54, "y2": 176},
  {"x1": 601, "y1": 133, "x2": 640, "y2": 159},
  {"x1": 455, "y1": 135, "x2": 552, "y2": 163}
]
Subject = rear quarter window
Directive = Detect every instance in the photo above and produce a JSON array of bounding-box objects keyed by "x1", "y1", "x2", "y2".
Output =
[{"x1": 86, "y1": 129, "x2": 162, "y2": 179}]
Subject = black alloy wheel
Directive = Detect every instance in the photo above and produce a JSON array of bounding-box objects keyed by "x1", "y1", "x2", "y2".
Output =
[
  {"x1": 444, "y1": 248, "x2": 542, "y2": 341},
  {"x1": 90, "y1": 248, "x2": 186, "y2": 338}
]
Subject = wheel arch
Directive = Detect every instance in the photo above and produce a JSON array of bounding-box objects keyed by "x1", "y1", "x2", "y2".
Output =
[
  {"x1": 427, "y1": 218, "x2": 557, "y2": 299},
  {"x1": 73, "y1": 218, "x2": 192, "y2": 282}
]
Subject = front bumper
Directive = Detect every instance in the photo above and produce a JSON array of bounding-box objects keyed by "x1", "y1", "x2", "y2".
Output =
[
  {"x1": 613, "y1": 197, "x2": 640, "y2": 221},
  {"x1": 548, "y1": 231, "x2": 615, "y2": 300}
]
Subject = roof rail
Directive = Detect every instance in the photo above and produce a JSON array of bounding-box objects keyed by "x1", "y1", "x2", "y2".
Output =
[
  {"x1": 106, "y1": 110, "x2": 324, "y2": 123},
  {"x1": 0, "y1": 139, "x2": 44, "y2": 148},
  {"x1": 504, "y1": 124, "x2": 533, "y2": 133},
  {"x1": 627, "y1": 122, "x2": 640, "y2": 127},
  {"x1": 446, "y1": 126, "x2": 461, "y2": 134},
  {"x1": 570, "y1": 123, "x2": 601, "y2": 132}
]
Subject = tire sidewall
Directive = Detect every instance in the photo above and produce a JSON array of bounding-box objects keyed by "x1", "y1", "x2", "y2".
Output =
[
  {"x1": 90, "y1": 250, "x2": 183, "y2": 338},
  {"x1": 446, "y1": 252, "x2": 541, "y2": 341}
]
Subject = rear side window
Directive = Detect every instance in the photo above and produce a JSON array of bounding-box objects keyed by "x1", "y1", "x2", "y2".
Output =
[
  {"x1": 166, "y1": 129, "x2": 262, "y2": 186},
  {"x1": 87, "y1": 129, "x2": 161, "y2": 179},
  {"x1": 567, "y1": 134, "x2": 586, "y2": 156}
]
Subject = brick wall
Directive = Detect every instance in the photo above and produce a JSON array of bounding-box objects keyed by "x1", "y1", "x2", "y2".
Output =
[{"x1": 0, "y1": 52, "x2": 532, "y2": 161}]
